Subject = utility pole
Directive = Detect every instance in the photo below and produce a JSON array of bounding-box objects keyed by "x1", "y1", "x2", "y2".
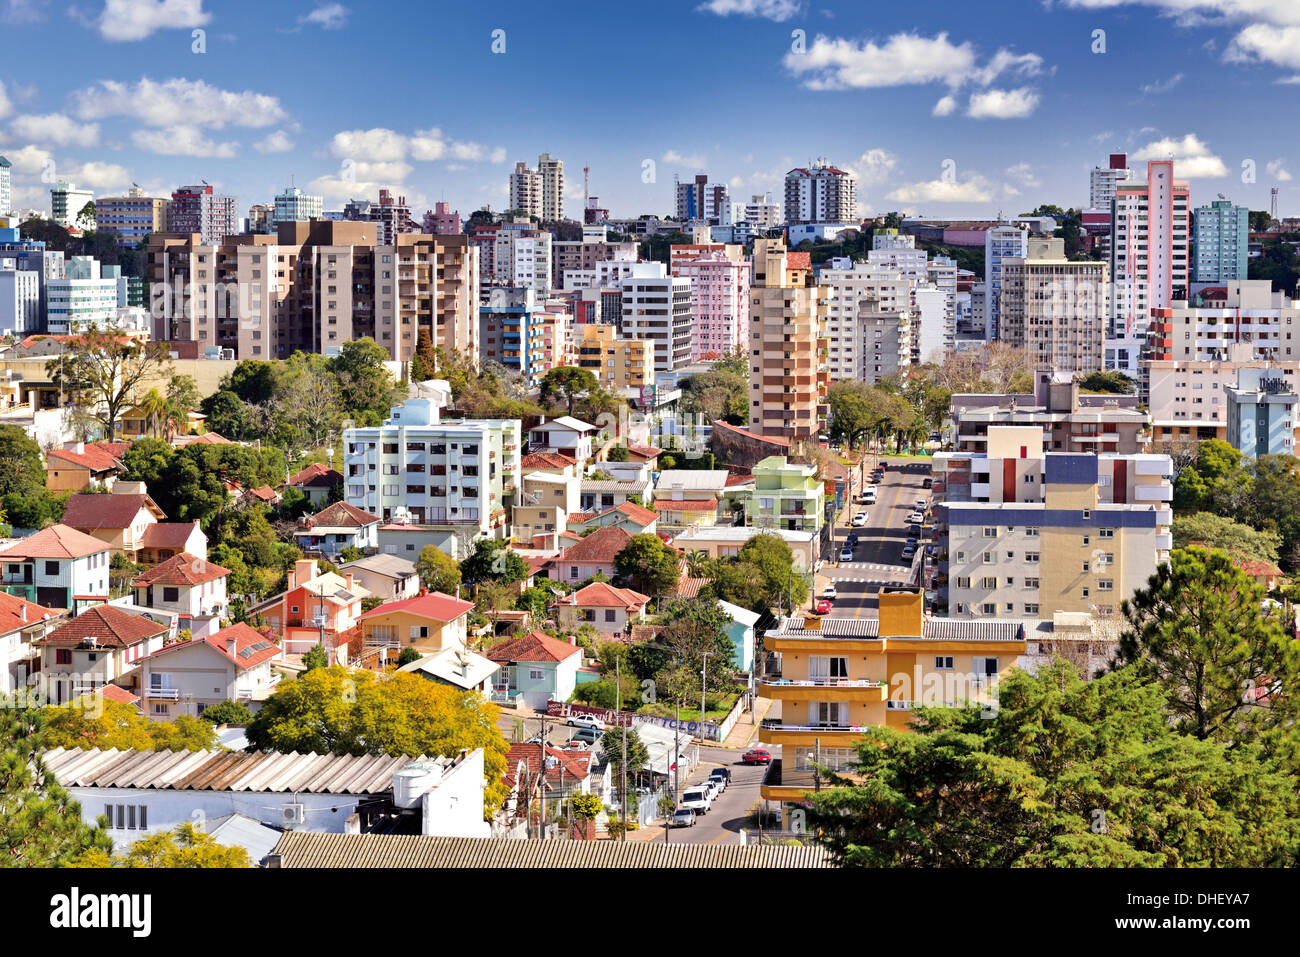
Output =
[
  {"x1": 700, "y1": 651, "x2": 711, "y2": 734},
  {"x1": 617, "y1": 656, "x2": 627, "y2": 841},
  {"x1": 537, "y1": 712, "x2": 549, "y2": 837}
]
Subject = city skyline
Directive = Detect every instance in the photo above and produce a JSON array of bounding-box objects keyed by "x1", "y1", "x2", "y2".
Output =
[{"x1": 0, "y1": 0, "x2": 1296, "y2": 223}]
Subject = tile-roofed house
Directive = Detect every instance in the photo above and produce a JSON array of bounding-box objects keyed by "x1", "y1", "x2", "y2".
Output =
[
  {"x1": 579, "y1": 477, "x2": 652, "y2": 513},
  {"x1": 0, "y1": 524, "x2": 112, "y2": 613},
  {"x1": 0, "y1": 591, "x2": 67, "y2": 696},
  {"x1": 131, "y1": 551, "x2": 230, "y2": 640},
  {"x1": 247, "y1": 485, "x2": 280, "y2": 504},
  {"x1": 357, "y1": 590, "x2": 476, "y2": 657},
  {"x1": 520, "y1": 451, "x2": 578, "y2": 473},
  {"x1": 295, "y1": 501, "x2": 381, "y2": 560},
  {"x1": 267, "y1": 833, "x2": 831, "y2": 868},
  {"x1": 139, "y1": 622, "x2": 283, "y2": 720},
  {"x1": 287, "y1": 462, "x2": 344, "y2": 507},
  {"x1": 60, "y1": 483, "x2": 203, "y2": 563},
  {"x1": 554, "y1": 581, "x2": 650, "y2": 633},
  {"x1": 98, "y1": 684, "x2": 140, "y2": 707},
  {"x1": 529, "y1": 416, "x2": 597, "y2": 463},
  {"x1": 45, "y1": 441, "x2": 128, "y2": 493},
  {"x1": 568, "y1": 500, "x2": 659, "y2": 537},
  {"x1": 36, "y1": 604, "x2": 170, "y2": 704},
  {"x1": 502, "y1": 742, "x2": 599, "y2": 801},
  {"x1": 624, "y1": 444, "x2": 662, "y2": 464},
  {"x1": 485, "y1": 631, "x2": 583, "y2": 709},
  {"x1": 338, "y1": 553, "x2": 419, "y2": 603},
  {"x1": 554, "y1": 525, "x2": 631, "y2": 584},
  {"x1": 138, "y1": 520, "x2": 207, "y2": 563},
  {"x1": 172, "y1": 431, "x2": 232, "y2": 447},
  {"x1": 675, "y1": 577, "x2": 710, "y2": 599},
  {"x1": 246, "y1": 559, "x2": 371, "y2": 655}
]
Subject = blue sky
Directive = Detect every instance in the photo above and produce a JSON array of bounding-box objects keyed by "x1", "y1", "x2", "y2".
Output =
[{"x1": 0, "y1": 0, "x2": 1296, "y2": 222}]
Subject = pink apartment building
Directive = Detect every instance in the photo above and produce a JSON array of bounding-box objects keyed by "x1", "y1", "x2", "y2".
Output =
[
  {"x1": 676, "y1": 251, "x2": 752, "y2": 360},
  {"x1": 424, "y1": 202, "x2": 462, "y2": 235}
]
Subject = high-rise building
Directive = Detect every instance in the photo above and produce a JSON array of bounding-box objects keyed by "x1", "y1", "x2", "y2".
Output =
[
  {"x1": 46, "y1": 256, "x2": 118, "y2": 334},
  {"x1": 50, "y1": 182, "x2": 95, "y2": 230},
  {"x1": 1089, "y1": 152, "x2": 1132, "y2": 210},
  {"x1": 999, "y1": 237, "x2": 1108, "y2": 374},
  {"x1": 818, "y1": 259, "x2": 911, "y2": 385},
  {"x1": 96, "y1": 188, "x2": 169, "y2": 247},
  {"x1": 748, "y1": 239, "x2": 825, "y2": 438},
  {"x1": 675, "y1": 174, "x2": 728, "y2": 224},
  {"x1": 147, "y1": 221, "x2": 479, "y2": 362},
  {"x1": 675, "y1": 249, "x2": 752, "y2": 360},
  {"x1": 168, "y1": 184, "x2": 238, "y2": 244},
  {"x1": 423, "y1": 202, "x2": 462, "y2": 235},
  {"x1": 576, "y1": 323, "x2": 655, "y2": 392},
  {"x1": 343, "y1": 189, "x2": 416, "y2": 245},
  {"x1": 0, "y1": 258, "x2": 41, "y2": 336},
  {"x1": 508, "y1": 162, "x2": 541, "y2": 219},
  {"x1": 272, "y1": 185, "x2": 324, "y2": 226},
  {"x1": 871, "y1": 228, "x2": 915, "y2": 251},
  {"x1": 744, "y1": 192, "x2": 782, "y2": 229},
  {"x1": 0, "y1": 156, "x2": 12, "y2": 217},
  {"x1": 1226, "y1": 367, "x2": 1299, "y2": 459},
  {"x1": 247, "y1": 204, "x2": 273, "y2": 234},
  {"x1": 537, "y1": 153, "x2": 565, "y2": 223},
  {"x1": 783, "y1": 161, "x2": 857, "y2": 225},
  {"x1": 479, "y1": 288, "x2": 573, "y2": 389},
  {"x1": 1108, "y1": 160, "x2": 1190, "y2": 367},
  {"x1": 552, "y1": 226, "x2": 637, "y2": 289},
  {"x1": 1193, "y1": 198, "x2": 1249, "y2": 283},
  {"x1": 984, "y1": 222, "x2": 1029, "y2": 341},
  {"x1": 618, "y1": 262, "x2": 691, "y2": 373}
]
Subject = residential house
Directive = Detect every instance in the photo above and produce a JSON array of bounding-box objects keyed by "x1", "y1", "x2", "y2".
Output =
[
  {"x1": 287, "y1": 463, "x2": 344, "y2": 508},
  {"x1": 727, "y1": 456, "x2": 826, "y2": 534},
  {"x1": 60, "y1": 483, "x2": 207, "y2": 562},
  {"x1": 670, "y1": 525, "x2": 818, "y2": 570},
  {"x1": 0, "y1": 523, "x2": 112, "y2": 612},
  {"x1": 294, "y1": 501, "x2": 382, "y2": 561},
  {"x1": 397, "y1": 645, "x2": 499, "y2": 694},
  {"x1": 554, "y1": 525, "x2": 632, "y2": 585},
  {"x1": 338, "y1": 553, "x2": 420, "y2": 603},
  {"x1": 356, "y1": 590, "x2": 475, "y2": 659},
  {"x1": 624, "y1": 444, "x2": 663, "y2": 467},
  {"x1": 1235, "y1": 559, "x2": 1284, "y2": 591},
  {"x1": 130, "y1": 551, "x2": 229, "y2": 640},
  {"x1": 718, "y1": 599, "x2": 760, "y2": 672},
  {"x1": 503, "y1": 742, "x2": 599, "y2": 804},
  {"x1": 246, "y1": 559, "x2": 371, "y2": 656},
  {"x1": 138, "y1": 521, "x2": 207, "y2": 564},
  {"x1": 45, "y1": 442, "x2": 128, "y2": 493},
  {"x1": 529, "y1": 416, "x2": 597, "y2": 464},
  {"x1": 651, "y1": 469, "x2": 730, "y2": 529},
  {"x1": 553, "y1": 580, "x2": 650, "y2": 633},
  {"x1": 0, "y1": 591, "x2": 67, "y2": 695},
  {"x1": 35, "y1": 603, "x2": 170, "y2": 704},
  {"x1": 518, "y1": 452, "x2": 578, "y2": 477},
  {"x1": 486, "y1": 631, "x2": 583, "y2": 710},
  {"x1": 567, "y1": 501, "x2": 659, "y2": 537},
  {"x1": 513, "y1": 469, "x2": 580, "y2": 546},
  {"x1": 137, "y1": 622, "x2": 283, "y2": 721},
  {"x1": 579, "y1": 477, "x2": 652, "y2": 513}
]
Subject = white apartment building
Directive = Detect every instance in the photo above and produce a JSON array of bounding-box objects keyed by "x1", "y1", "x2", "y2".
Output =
[
  {"x1": 744, "y1": 193, "x2": 781, "y2": 229},
  {"x1": 50, "y1": 182, "x2": 94, "y2": 229},
  {"x1": 1089, "y1": 153, "x2": 1132, "y2": 210},
  {"x1": 46, "y1": 256, "x2": 117, "y2": 334},
  {"x1": 494, "y1": 225, "x2": 552, "y2": 294},
  {"x1": 784, "y1": 161, "x2": 856, "y2": 224},
  {"x1": 914, "y1": 285, "x2": 948, "y2": 365},
  {"x1": 509, "y1": 162, "x2": 541, "y2": 219},
  {"x1": 538, "y1": 153, "x2": 565, "y2": 222},
  {"x1": 272, "y1": 186, "x2": 324, "y2": 225},
  {"x1": 985, "y1": 222, "x2": 1029, "y2": 341},
  {"x1": 676, "y1": 250, "x2": 752, "y2": 360},
  {"x1": 0, "y1": 260, "x2": 41, "y2": 336},
  {"x1": 0, "y1": 156, "x2": 10, "y2": 217},
  {"x1": 818, "y1": 259, "x2": 912, "y2": 383},
  {"x1": 619, "y1": 262, "x2": 692, "y2": 372}
]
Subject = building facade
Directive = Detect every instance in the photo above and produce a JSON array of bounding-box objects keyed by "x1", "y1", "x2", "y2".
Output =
[
  {"x1": 168, "y1": 184, "x2": 238, "y2": 245},
  {"x1": 783, "y1": 162, "x2": 856, "y2": 224},
  {"x1": 748, "y1": 240, "x2": 826, "y2": 439},
  {"x1": 1193, "y1": 199, "x2": 1249, "y2": 283},
  {"x1": 999, "y1": 237, "x2": 1108, "y2": 374}
]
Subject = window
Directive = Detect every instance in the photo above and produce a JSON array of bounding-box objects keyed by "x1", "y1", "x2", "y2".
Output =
[
  {"x1": 409, "y1": 625, "x2": 429, "y2": 640},
  {"x1": 1082, "y1": 587, "x2": 1090, "y2": 598},
  {"x1": 44, "y1": 561, "x2": 59, "y2": 576},
  {"x1": 162, "y1": 587, "x2": 179, "y2": 603},
  {"x1": 1083, "y1": 562, "x2": 1091, "y2": 573},
  {"x1": 1099, "y1": 528, "x2": 1114, "y2": 539},
  {"x1": 1024, "y1": 603, "x2": 1039, "y2": 615},
  {"x1": 981, "y1": 603, "x2": 996, "y2": 615},
  {"x1": 604, "y1": 609, "x2": 617, "y2": 623},
  {"x1": 956, "y1": 576, "x2": 971, "y2": 589},
  {"x1": 934, "y1": 656, "x2": 954, "y2": 670},
  {"x1": 1082, "y1": 536, "x2": 1090, "y2": 546},
  {"x1": 983, "y1": 527, "x2": 997, "y2": 538},
  {"x1": 1098, "y1": 579, "x2": 1114, "y2": 591},
  {"x1": 1025, "y1": 577, "x2": 1039, "y2": 588},
  {"x1": 56, "y1": 649, "x2": 72, "y2": 665},
  {"x1": 104, "y1": 803, "x2": 147, "y2": 830},
  {"x1": 982, "y1": 552, "x2": 995, "y2": 564},
  {"x1": 1025, "y1": 552, "x2": 1039, "y2": 563},
  {"x1": 528, "y1": 667, "x2": 545, "y2": 681},
  {"x1": 981, "y1": 576, "x2": 997, "y2": 589},
  {"x1": 1025, "y1": 527, "x2": 1039, "y2": 537}
]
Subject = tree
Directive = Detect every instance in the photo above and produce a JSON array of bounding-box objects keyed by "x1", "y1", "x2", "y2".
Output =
[
  {"x1": 199, "y1": 700, "x2": 254, "y2": 725},
  {"x1": 0, "y1": 703, "x2": 112, "y2": 866},
  {"x1": 396, "y1": 646, "x2": 423, "y2": 667},
  {"x1": 1172, "y1": 439, "x2": 1250, "y2": 514},
  {"x1": 41, "y1": 697, "x2": 218, "y2": 751},
  {"x1": 539, "y1": 365, "x2": 598, "y2": 417},
  {"x1": 165, "y1": 373, "x2": 203, "y2": 436},
  {"x1": 329, "y1": 337, "x2": 404, "y2": 421},
  {"x1": 0, "y1": 425, "x2": 46, "y2": 498},
  {"x1": 302, "y1": 643, "x2": 329, "y2": 671},
  {"x1": 806, "y1": 661, "x2": 1300, "y2": 867},
  {"x1": 68, "y1": 822, "x2": 252, "y2": 868},
  {"x1": 1076, "y1": 370, "x2": 1134, "y2": 394},
  {"x1": 46, "y1": 328, "x2": 174, "y2": 438},
  {"x1": 1116, "y1": 547, "x2": 1300, "y2": 745},
  {"x1": 415, "y1": 545, "x2": 462, "y2": 594},
  {"x1": 461, "y1": 538, "x2": 528, "y2": 587},
  {"x1": 75, "y1": 200, "x2": 96, "y2": 231},
  {"x1": 410, "y1": 327, "x2": 439, "y2": 382},
  {"x1": 1172, "y1": 512, "x2": 1281, "y2": 564},
  {"x1": 656, "y1": 598, "x2": 735, "y2": 690},
  {"x1": 601, "y1": 726, "x2": 650, "y2": 788},
  {"x1": 139, "y1": 387, "x2": 166, "y2": 438},
  {"x1": 614, "y1": 533, "x2": 679, "y2": 596},
  {"x1": 736, "y1": 533, "x2": 807, "y2": 611},
  {"x1": 245, "y1": 667, "x2": 511, "y2": 813}
]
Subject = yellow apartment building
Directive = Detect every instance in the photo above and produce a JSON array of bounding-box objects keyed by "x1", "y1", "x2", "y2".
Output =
[
  {"x1": 758, "y1": 588, "x2": 1026, "y2": 804},
  {"x1": 576, "y1": 323, "x2": 654, "y2": 391}
]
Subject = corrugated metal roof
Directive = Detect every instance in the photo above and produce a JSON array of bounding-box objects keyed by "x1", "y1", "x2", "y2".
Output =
[
  {"x1": 768, "y1": 617, "x2": 1025, "y2": 642},
  {"x1": 269, "y1": 833, "x2": 831, "y2": 868},
  {"x1": 42, "y1": 748, "x2": 434, "y2": 794}
]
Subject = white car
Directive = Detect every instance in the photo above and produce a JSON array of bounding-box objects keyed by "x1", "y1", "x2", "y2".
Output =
[
  {"x1": 679, "y1": 786, "x2": 712, "y2": 814},
  {"x1": 565, "y1": 713, "x2": 605, "y2": 731},
  {"x1": 851, "y1": 511, "x2": 868, "y2": 527},
  {"x1": 822, "y1": 583, "x2": 838, "y2": 600},
  {"x1": 863, "y1": 487, "x2": 877, "y2": 504},
  {"x1": 908, "y1": 512, "x2": 925, "y2": 525}
]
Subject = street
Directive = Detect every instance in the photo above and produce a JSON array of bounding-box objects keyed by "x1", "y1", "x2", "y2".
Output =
[
  {"x1": 819, "y1": 458, "x2": 931, "y2": 618},
  {"x1": 657, "y1": 746, "x2": 768, "y2": 844}
]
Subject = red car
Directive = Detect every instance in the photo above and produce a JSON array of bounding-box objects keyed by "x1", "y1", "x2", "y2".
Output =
[
  {"x1": 814, "y1": 599, "x2": 832, "y2": 615},
  {"x1": 742, "y1": 749, "x2": 772, "y2": 765}
]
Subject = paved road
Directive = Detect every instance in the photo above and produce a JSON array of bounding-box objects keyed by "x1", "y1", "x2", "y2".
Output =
[
  {"x1": 821, "y1": 459, "x2": 931, "y2": 618},
  {"x1": 656, "y1": 746, "x2": 768, "y2": 845}
]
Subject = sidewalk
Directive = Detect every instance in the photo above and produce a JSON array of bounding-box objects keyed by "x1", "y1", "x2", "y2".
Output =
[{"x1": 713, "y1": 695, "x2": 773, "y2": 750}]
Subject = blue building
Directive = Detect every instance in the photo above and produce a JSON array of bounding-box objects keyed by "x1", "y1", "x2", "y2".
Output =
[
  {"x1": 1193, "y1": 199, "x2": 1249, "y2": 283},
  {"x1": 1226, "y1": 368, "x2": 1297, "y2": 459}
]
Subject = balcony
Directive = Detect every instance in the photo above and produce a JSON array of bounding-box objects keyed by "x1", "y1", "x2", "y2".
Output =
[
  {"x1": 146, "y1": 687, "x2": 181, "y2": 700},
  {"x1": 759, "y1": 678, "x2": 888, "y2": 702},
  {"x1": 759, "y1": 719, "x2": 871, "y2": 747}
]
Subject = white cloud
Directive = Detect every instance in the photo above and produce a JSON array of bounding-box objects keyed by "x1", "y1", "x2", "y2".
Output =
[
  {"x1": 887, "y1": 175, "x2": 994, "y2": 204},
  {"x1": 1, "y1": 0, "x2": 45, "y2": 24},
  {"x1": 1133, "y1": 133, "x2": 1228, "y2": 177},
  {"x1": 330, "y1": 127, "x2": 409, "y2": 162},
  {"x1": 448, "y1": 140, "x2": 495, "y2": 162},
  {"x1": 966, "y1": 87, "x2": 1040, "y2": 119},
  {"x1": 1059, "y1": 1, "x2": 1300, "y2": 27},
  {"x1": 1090, "y1": 129, "x2": 1115, "y2": 144},
  {"x1": 300, "y1": 2, "x2": 348, "y2": 28},
  {"x1": 849, "y1": 148, "x2": 897, "y2": 186},
  {"x1": 329, "y1": 127, "x2": 503, "y2": 167},
  {"x1": 94, "y1": 0, "x2": 210, "y2": 42},
  {"x1": 663, "y1": 149, "x2": 707, "y2": 168},
  {"x1": 782, "y1": 31, "x2": 1042, "y2": 91},
  {"x1": 253, "y1": 130, "x2": 294, "y2": 154},
  {"x1": 0, "y1": 144, "x2": 52, "y2": 174},
  {"x1": 696, "y1": 0, "x2": 803, "y2": 22},
  {"x1": 1005, "y1": 162, "x2": 1040, "y2": 188},
  {"x1": 932, "y1": 95, "x2": 957, "y2": 116},
  {"x1": 345, "y1": 160, "x2": 413, "y2": 182},
  {"x1": 1141, "y1": 72, "x2": 1184, "y2": 94},
  {"x1": 68, "y1": 160, "x2": 132, "y2": 189},
  {"x1": 1227, "y1": 24, "x2": 1300, "y2": 69},
  {"x1": 489, "y1": 146, "x2": 507, "y2": 164},
  {"x1": 131, "y1": 125, "x2": 238, "y2": 158},
  {"x1": 9, "y1": 113, "x2": 100, "y2": 148},
  {"x1": 71, "y1": 77, "x2": 287, "y2": 129},
  {"x1": 1267, "y1": 159, "x2": 1293, "y2": 181}
]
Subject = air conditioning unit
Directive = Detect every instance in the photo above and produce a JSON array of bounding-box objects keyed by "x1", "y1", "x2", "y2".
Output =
[{"x1": 282, "y1": 803, "x2": 305, "y2": 826}]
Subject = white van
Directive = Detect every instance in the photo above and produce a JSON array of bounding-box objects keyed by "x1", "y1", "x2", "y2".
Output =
[{"x1": 679, "y1": 785, "x2": 712, "y2": 814}]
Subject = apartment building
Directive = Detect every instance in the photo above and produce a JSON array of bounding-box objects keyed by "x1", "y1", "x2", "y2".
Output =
[
  {"x1": 423, "y1": 202, "x2": 462, "y2": 235},
  {"x1": 480, "y1": 287, "x2": 573, "y2": 389},
  {"x1": 96, "y1": 188, "x2": 169, "y2": 247},
  {"x1": 935, "y1": 432, "x2": 1173, "y2": 622},
  {"x1": 553, "y1": 225, "x2": 637, "y2": 289},
  {"x1": 1143, "y1": 280, "x2": 1300, "y2": 368},
  {"x1": 783, "y1": 161, "x2": 856, "y2": 224},
  {"x1": 1225, "y1": 368, "x2": 1298, "y2": 458},
  {"x1": 725, "y1": 455, "x2": 825, "y2": 534},
  {"x1": 1089, "y1": 152, "x2": 1132, "y2": 210},
  {"x1": 1193, "y1": 199, "x2": 1249, "y2": 283},
  {"x1": 508, "y1": 161, "x2": 541, "y2": 219},
  {"x1": 50, "y1": 182, "x2": 94, "y2": 229},
  {"x1": 619, "y1": 262, "x2": 691, "y2": 373},
  {"x1": 757, "y1": 590, "x2": 1026, "y2": 802},
  {"x1": 676, "y1": 250, "x2": 751, "y2": 360},
  {"x1": 168, "y1": 184, "x2": 238, "y2": 244},
  {"x1": 344, "y1": 189, "x2": 416, "y2": 245},
  {"x1": 817, "y1": 259, "x2": 911, "y2": 385},
  {"x1": 0, "y1": 156, "x2": 9, "y2": 216},
  {"x1": 675, "y1": 174, "x2": 728, "y2": 224},
  {"x1": 46, "y1": 256, "x2": 118, "y2": 334},
  {"x1": 272, "y1": 185, "x2": 324, "y2": 226},
  {"x1": 743, "y1": 192, "x2": 781, "y2": 229},
  {"x1": 147, "y1": 220, "x2": 478, "y2": 361},
  {"x1": 999, "y1": 237, "x2": 1108, "y2": 374},
  {"x1": 984, "y1": 222, "x2": 1029, "y2": 341},
  {"x1": 0, "y1": 260, "x2": 40, "y2": 336},
  {"x1": 343, "y1": 397, "x2": 521, "y2": 549},
  {"x1": 537, "y1": 153, "x2": 565, "y2": 223},
  {"x1": 576, "y1": 323, "x2": 654, "y2": 391},
  {"x1": 749, "y1": 239, "x2": 826, "y2": 439}
]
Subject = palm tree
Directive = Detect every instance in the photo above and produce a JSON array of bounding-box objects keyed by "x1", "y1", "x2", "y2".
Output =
[
  {"x1": 684, "y1": 549, "x2": 710, "y2": 578},
  {"x1": 139, "y1": 388, "x2": 166, "y2": 439}
]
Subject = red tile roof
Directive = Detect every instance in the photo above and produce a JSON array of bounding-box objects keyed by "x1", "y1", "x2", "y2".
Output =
[
  {"x1": 785, "y1": 251, "x2": 812, "y2": 270},
  {"x1": 132, "y1": 551, "x2": 230, "y2": 587},
  {"x1": 45, "y1": 444, "x2": 126, "y2": 473},
  {"x1": 0, "y1": 524, "x2": 109, "y2": 560},
  {"x1": 560, "y1": 525, "x2": 632, "y2": 564},
  {"x1": 563, "y1": 581, "x2": 650, "y2": 610},
  {"x1": 98, "y1": 685, "x2": 140, "y2": 707},
  {"x1": 486, "y1": 631, "x2": 582, "y2": 664},
  {"x1": 303, "y1": 501, "x2": 381, "y2": 529},
  {"x1": 144, "y1": 622, "x2": 281, "y2": 671},
  {"x1": 248, "y1": 485, "x2": 278, "y2": 502},
  {"x1": 521, "y1": 452, "x2": 577, "y2": 469},
  {"x1": 676, "y1": 577, "x2": 711, "y2": 599},
  {"x1": 503, "y1": 743, "x2": 595, "y2": 790},
  {"x1": 589, "y1": 501, "x2": 659, "y2": 527},
  {"x1": 358, "y1": 590, "x2": 474, "y2": 624},
  {"x1": 62, "y1": 492, "x2": 166, "y2": 531},
  {"x1": 140, "y1": 521, "x2": 203, "y2": 551},
  {"x1": 1234, "y1": 559, "x2": 1283, "y2": 578},
  {"x1": 625, "y1": 445, "x2": 662, "y2": 461},
  {"x1": 0, "y1": 591, "x2": 61, "y2": 634},
  {"x1": 39, "y1": 604, "x2": 167, "y2": 648},
  {"x1": 288, "y1": 463, "x2": 344, "y2": 488},
  {"x1": 175, "y1": 432, "x2": 232, "y2": 446},
  {"x1": 724, "y1": 472, "x2": 755, "y2": 487}
]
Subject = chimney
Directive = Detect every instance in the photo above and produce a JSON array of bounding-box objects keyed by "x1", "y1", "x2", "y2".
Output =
[
  {"x1": 19, "y1": 604, "x2": 26, "y2": 623},
  {"x1": 228, "y1": 634, "x2": 238, "y2": 657},
  {"x1": 290, "y1": 559, "x2": 316, "y2": 589},
  {"x1": 345, "y1": 573, "x2": 354, "y2": 591}
]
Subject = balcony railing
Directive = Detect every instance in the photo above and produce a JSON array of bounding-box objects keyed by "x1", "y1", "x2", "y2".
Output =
[
  {"x1": 146, "y1": 687, "x2": 181, "y2": 700},
  {"x1": 763, "y1": 679, "x2": 886, "y2": 688},
  {"x1": 760, "y1": 720, "x2": 868, "y2": 733}
]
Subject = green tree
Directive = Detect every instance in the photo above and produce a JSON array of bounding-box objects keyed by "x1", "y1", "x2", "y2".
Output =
[
  {"x1": 539, "y1": 365, "x2": 599, "y2": 416},
  {"x1": 69, "y1": 822, "x2": 251, "y2": 868},
  {"x1": 416, "y1": 544, "x2": 463, "y2": 594},
  {"x1": 1116, "y1": 547, "x2": 1300, "y2": 744},
  {"x1": 199, "y1": 700, "x2": 254, "y2": 725},
  {"x1": 199, "y1": 389, "x2": 259, "y2": 441},
  {"x1": 42, "y1": 697, "x2": 218, "y2": 751},
  {"x1": 736, "y1": 533, "x2": 807, "y2": 611},
  {"x1": 601, "y1": 726, "x2": 650, "y2": 789},
  {"x1": 0, "y1": 424, "x2": 46, "y2": 498},
  {"x1": 614, "y1": 533, "x2": 679, "y2": 596},
  {"x1": 47, "y1": 328, "x2": 174, "y2": 438},
  {"x1": 1171, "y1": 512, "x2": 1281, "y2": 564},
  {"x1": 329, "y1": 337, "x2": 404, "y2": 421},
  {"x1": 165, "y1": 373, "x2": 203, "y2": 435},
  {"x1": 1076, "y1": 370, "x2": 1135, "y2": 394},
  {"x1": 656, "y1": 598, "x2": 735, "y2": 689},
  {"x1": 302, "y1": 643, "x2": 329, "y2": 671},
  {"x1": 410, "y1": 327, "x2": 439, "y2": 382},
  {"x1": 1172, "y1": 438, "x2": 1250, "y2": 514},
  {"x1": 461, "y1": 538, "x2": 528, "y2": 587},
  {"x1": 396, "y1": 646, "x2": 423, "y2": 667}
]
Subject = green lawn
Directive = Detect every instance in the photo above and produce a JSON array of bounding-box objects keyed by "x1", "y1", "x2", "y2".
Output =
[{"x1": 640, "y1": 691, "x2": 740, "y2": 724}]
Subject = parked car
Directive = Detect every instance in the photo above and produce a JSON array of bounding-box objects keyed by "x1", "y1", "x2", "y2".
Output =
[
  {"x1": 703, "y1": 779, "x2": 723, "y2": 801},
  {"x1": 815, "y1": 599, "x2": 832, "y2": 615},
  {"x1": 710, "y1": 766, "x2": 732, "y2": 785},
  {"x1": 839, "y1": 544, "x2": 854, "y2": 562},
  {"x1": 902, "y1": 543, "x2": 917, "y2": 559},
  {"x1": 851, "y1": 511, "x2": 868, "y2": 527},
  {"x1": 846, "y1": 533, "x2": 858, "y2": 547},
  {"x1": 925, "y1": 544, "x2": 938, "y2": 557},
  {"x1": 908, "y1": 523, "x2": 923, "y2": 537},
  {"x1": 565, "y1": 713, "x2": 605, "y2": 731},
  {"x1": 679, "y1": 786, "x2": 712, "y2": 814},
  {"x1": 742, "y1": 749, "x2": 772, "y2": 765},
  {"x1": 862, "y1": 489, "x2": 877, "y2": 505},
  {"x1": 571, "y1": 727, "x2": 603, "y2": 746},
  {"x1": 908, "y1": 512, "x2": 925, "y2": 525},
  {"x1": 672, "y1": 808, "x2": 697, "y2": 828},
  {"x1": 560, "y1": 739, "x2": 590, "y2": 750},
  {"x1": 915, "y1": 499, "x2": 927, "y2": 511},
  {"x1": 922, "y1": 477, "x2": 933, "y2": 488},
  {"x1": 822, "y1": 583, "x2": 838, "y2": 599}
]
